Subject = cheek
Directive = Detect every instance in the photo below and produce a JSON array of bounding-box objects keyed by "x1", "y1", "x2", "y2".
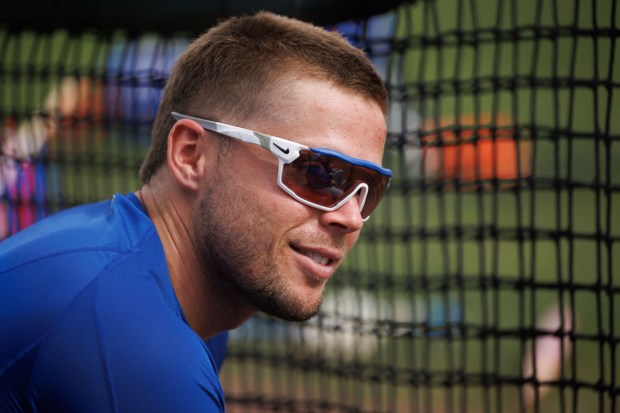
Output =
[
  {"x1": 229, "y1": 153, "x2": 280, "y2": 203},
  {"x1": 246, "y1": 174, "x2": 311, "y2": 224},
  {"x1": 344, "y1": 231, "x2": 361, "y2": 252},
  {"x1": 213, "y1": 185, "x2": 282, "y2": 242},
  {"x1": 221, "y1": 149, "x2": 315, "y2": 230}
]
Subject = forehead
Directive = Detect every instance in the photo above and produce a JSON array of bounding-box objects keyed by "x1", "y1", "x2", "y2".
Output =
[{"x1": 243, "y1": 79, "x2": 388, "y2": 165}]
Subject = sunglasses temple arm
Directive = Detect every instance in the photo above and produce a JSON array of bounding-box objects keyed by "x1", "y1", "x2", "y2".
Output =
[{"x1": 172, "y1": 112, "x2": 264, "y2": 147}]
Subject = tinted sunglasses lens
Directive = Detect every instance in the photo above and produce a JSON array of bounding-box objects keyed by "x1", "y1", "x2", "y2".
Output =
[{"x1": 281, "y1": 150, "x2": 389, "y2": 218}]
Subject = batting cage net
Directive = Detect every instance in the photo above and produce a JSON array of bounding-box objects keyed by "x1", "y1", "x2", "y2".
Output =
[{"x1": 1, "y1": 0, "x2": 618, "y2": 412}]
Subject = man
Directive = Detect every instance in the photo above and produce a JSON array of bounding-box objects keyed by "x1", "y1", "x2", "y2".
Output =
[{"x1": 0, "y1": 11, "x2": 391, "y2": 412}]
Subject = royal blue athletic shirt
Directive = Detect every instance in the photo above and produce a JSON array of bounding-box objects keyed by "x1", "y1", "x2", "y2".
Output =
[{"x1": 0, "y1": 193, "x2": 228, "y2": 412}]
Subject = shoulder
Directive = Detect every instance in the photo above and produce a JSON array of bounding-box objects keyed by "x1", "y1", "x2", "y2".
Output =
[
  {"x1": 0, "y1": 194, "x2": 162, "y2": 390},
  {"x1": 0, "y1": 193, "x2": 153, "y2": 274},
  {"x1": 0, "y1": 194, "x2": 167, "y2": 375},
  {"x1": 29, "y1": 270, "x2": 225, "y2": 412}
]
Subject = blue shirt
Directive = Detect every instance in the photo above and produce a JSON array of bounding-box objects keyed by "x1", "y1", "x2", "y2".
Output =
[{"x1": 0, "y1": 193, "x2": 227, "y2": 412}]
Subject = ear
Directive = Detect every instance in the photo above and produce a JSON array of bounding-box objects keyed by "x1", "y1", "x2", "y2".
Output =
[{"x1": 167, "y1": 119, "x2": 216, "y2": 191}]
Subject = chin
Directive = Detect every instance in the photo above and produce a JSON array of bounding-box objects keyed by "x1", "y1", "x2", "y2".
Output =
[{"x1": 257, "y1": 292, "x2": 323, "y2": 323}]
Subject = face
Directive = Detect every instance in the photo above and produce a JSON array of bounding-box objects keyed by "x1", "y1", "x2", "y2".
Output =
[{"x1": 193, "y1": 79, "x2": 387, "y2": 322}]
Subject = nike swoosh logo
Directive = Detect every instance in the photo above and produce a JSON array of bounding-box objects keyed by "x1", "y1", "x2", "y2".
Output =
[{"x1": 273, "y1": 143, "x2": 290, "y2": 154}]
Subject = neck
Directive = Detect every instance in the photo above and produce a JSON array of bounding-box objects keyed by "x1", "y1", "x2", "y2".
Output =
[{"x1": 137, "y1": 175, "x2": 255, "y2": 339}]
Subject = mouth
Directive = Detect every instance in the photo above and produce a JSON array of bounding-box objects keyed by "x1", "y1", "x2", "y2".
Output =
[
  {"x1": 290, "y1": 243, "x2": 342, "y2": 268},
  {"x1": 298, "y1": 249, "x2": 331, "y2": 265}
]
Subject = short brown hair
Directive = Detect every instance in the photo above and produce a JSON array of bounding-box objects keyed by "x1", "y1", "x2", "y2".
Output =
[{"x1": 139, "y1": 11, "x2": 388, "y2": 183}]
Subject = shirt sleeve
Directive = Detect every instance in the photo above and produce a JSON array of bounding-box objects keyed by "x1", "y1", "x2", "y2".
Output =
[{"x1": 28, "y1": 272, "x2": 226, "y2": 413}]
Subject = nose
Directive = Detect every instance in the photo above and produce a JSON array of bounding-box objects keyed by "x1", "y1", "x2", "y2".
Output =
[{"x1": 318, "y1": 196, "x2": 364, "y2": 233}]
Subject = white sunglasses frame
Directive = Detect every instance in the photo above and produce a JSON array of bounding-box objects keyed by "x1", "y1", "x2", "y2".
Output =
[{"x1": 171, "y1": 112, "x2": 391, "y2": 220}]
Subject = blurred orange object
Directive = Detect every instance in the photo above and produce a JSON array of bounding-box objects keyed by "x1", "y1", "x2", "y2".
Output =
[
  {"x1": 44, "y1": 76, "x2": 105, "y2": 121},
  {"x1": 422, "y1": 114, "x2": 532, "y2": 189},
  {"x1": 43, "y1": 76, "x2": 106, "y2": 151}
]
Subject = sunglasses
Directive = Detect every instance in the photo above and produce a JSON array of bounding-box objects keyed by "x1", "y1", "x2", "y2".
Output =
[{"x1": 171, "y1": 112, "x2": 392, "y2": 220}]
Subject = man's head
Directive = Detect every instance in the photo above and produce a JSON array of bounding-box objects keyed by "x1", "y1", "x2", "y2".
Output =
[
  {"x1": 141, "y1": 12, "x2": 389, "y2": 324},
  {"x1": 140, "y1": 11, "x2": 388, "y2": 183}
]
